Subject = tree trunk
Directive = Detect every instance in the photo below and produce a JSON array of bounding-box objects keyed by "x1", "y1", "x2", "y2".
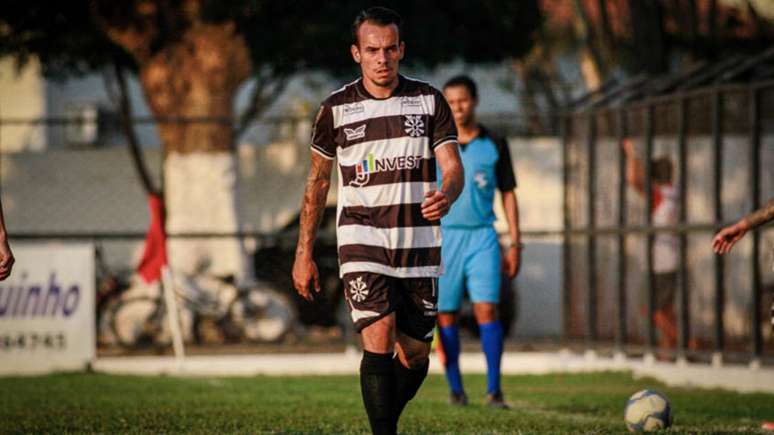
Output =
[
  {"x1": 138, "y1": 22, "x2": 253, "y2": 281},
  {"x1": 573, "y1": 0, "x2": 605, "y2": 90},
  {"x1": 707, "y1": 0, "x2": 719, "y2": 59},
  {"x1": 111, "y1": 61, "x2": 158, "y2": 196},
  {"x1": 629, "y1": 0, "x2": 667, "y2": 74},
  {"x1": 512, "y1": 61, "x2": 547, "y2": 135},
  {"x1": 578, "y1": 47, "x2": 603, "y2": 91}
]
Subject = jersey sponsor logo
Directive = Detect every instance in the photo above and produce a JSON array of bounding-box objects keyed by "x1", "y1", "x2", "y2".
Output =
[
  {"x1": 343, "y1": 102, "x2": 365, "y2": 116},
  {"x1": 344, "y1": 124, "x2": 366, "y2": 141},
  {"x1": 348, "y1": 276, "x2": 369, "y2": 302},
  {"x1": 350, "y1": 152, "x2": 424, "y2": 187},
  {"x1": 401, "y1": 96, "x2": 423, "y2": 107},
  {"x1": 404, "y1": 115, "x2": 425, "y2": 137}
]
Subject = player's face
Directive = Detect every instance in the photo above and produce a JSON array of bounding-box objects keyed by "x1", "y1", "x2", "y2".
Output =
[
  {"x1": 351, "y1": 22, "x2": 404, "y2": 89},
  {"x1": 444, "y1": 85, "x2": 478, "y2": 128}
]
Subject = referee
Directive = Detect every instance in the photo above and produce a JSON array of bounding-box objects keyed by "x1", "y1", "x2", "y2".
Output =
[{"x1": 435, "y1": 75, "x2": 521, "y2": 409}]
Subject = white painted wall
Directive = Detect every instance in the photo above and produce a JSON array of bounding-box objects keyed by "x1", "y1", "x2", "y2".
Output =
[
  {"x1": 497, "y1": 137, "x2": 564, "y2": 338},
  {"x1": 0, "y1": 58, "x2": 46, "y2": 152}
]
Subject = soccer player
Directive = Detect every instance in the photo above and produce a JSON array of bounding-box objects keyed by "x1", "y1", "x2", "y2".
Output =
[
  {"x1": 436, "y1": 75, "x2": 521, "y2": 409},
  {"x1": 291, "y1": 7, "x2": 463, "y2": 435},
  {"x1": 713, "y1": 198, "x2": 774, "y2": 432},
  {"x1": 712, "y1": 198, "x2": 774, "y2": 332},
  {"x1": 0, "y1": 198, "x2": 13, "y2": 281},
  {"x1": 622, "y1": 139, "x2": 679, "y2": 356},
  {"x1": 712, "y1": 198, "x2": 774, "y2": 255}
]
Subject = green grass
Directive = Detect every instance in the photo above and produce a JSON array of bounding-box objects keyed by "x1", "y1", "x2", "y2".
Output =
[{"x1": 1, "y1": 371, "x2": 772, "y2": 434}]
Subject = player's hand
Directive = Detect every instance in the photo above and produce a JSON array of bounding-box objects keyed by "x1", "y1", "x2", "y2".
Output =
[
  {"x1": 421, "y1": 190, "x2": 450, "y2": 221},
  {"x1": 712, "y1": 220, "x2": 749, "y2": 255},
  {"x1": 292, "y1": 254, "x2": 320, "y2": 301},
  {"x1": 0, "y1": 237, "x2": 14, "y2": 281},
  {"x1": 502, "y1": 246, "x2": 520, "y2": 279}
]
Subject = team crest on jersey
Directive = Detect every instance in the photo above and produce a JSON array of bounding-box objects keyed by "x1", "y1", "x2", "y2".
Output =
[
  {"x1": 344, "y1": 124, "x2": 366, "y2": 141},
  {"x1": 348, "y1": 276, "x2": 369, "y2": 302},
  {"x1": 474, "y1": 170, "x2": 488, "y2": 189},
  {"x1": 404, "y1": 115, "x2": 425, "y2": 137}
]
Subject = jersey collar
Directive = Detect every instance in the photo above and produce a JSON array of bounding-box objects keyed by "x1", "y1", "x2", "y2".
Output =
[
  {"x1": 458, "y1": 124, "x2": 490, "y2": 150},
  {"x1": 356, "y1": 74, "x2": 405, "y2": 100}
]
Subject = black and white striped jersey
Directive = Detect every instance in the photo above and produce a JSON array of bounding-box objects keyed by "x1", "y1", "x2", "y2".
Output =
[{"x1": 311, "y1": 75, "x2": 457, "y2": 278}]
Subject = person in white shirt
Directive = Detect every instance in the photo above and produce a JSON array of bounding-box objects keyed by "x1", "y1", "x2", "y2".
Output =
[{"x1": 623, "y1": 139, "x2": 678, "y2": 355}]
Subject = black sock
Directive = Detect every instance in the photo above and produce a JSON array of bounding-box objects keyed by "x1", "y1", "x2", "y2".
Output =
[
  {"x1": 392, "y1": 355, "x2": 429, "y2": 426},
  {"x1": 360, "y1": 351, "x2": 397, "y2": 435}
]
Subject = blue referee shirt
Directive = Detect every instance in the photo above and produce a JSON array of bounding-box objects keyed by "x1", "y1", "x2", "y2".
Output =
[{"x1": 439, "y1": 125, "x2": 517, "y2": 228}]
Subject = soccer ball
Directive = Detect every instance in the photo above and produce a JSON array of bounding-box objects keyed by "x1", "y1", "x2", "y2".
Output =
[{"x1": 624, "y1": 389, "x2": 673, "y2": 432}]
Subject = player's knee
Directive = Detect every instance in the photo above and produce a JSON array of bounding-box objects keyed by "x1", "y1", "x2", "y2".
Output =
[
  {"x1": 437, "y1": 312, "x2": 457, "y2": 327},
  {"x1": 474, "y1": 302, "x2": 498, "y2": 324}
]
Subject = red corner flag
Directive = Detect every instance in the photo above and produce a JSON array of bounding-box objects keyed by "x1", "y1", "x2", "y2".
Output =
[{"x1": 137, "y1": 193, "x2": 167, "y2": 284}]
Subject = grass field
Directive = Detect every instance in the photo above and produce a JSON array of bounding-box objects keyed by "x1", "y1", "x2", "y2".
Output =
[{"x1": 2, "y1": 371, "x2": 773, "y2": 434}]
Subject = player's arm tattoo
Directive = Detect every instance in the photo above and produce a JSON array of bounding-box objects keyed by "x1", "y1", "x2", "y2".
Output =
[
  {"x1": 745, "y1": 198, "x2": 774, "y2": 230},
  {"x1": 296, "y1": 154, "x2": 333, "y2": 259}
]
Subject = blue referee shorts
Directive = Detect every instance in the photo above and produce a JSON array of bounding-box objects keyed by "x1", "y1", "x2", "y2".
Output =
[{"x1": 438, "y1": 226, "x2": 502, "y2": 312}]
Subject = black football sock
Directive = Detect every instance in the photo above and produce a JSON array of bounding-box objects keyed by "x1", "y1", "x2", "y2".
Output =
[
  {"x1": 392, "y1": 355, "x2": 429, "y2": 425},
  {"x1": 360, "y1": 351, "x2": 397, "y2": 435}
]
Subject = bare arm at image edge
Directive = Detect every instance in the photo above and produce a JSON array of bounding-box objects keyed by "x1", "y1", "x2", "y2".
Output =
[
  {"x1": 0, "y1": 199, "x2": 14, "y2": 280},
  {"x1": 292, "y1": 152, "x2": 333, "y2": 301},
  {"x1": 746, "y1": 198, "x2": 774, "y2": 230},
  {"x1": 712, "y1": 197, "x2": 774, "y2": 255}
]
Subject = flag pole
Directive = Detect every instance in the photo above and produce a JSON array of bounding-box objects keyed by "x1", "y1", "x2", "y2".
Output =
[
  {"x1": 161, "y1": 265, "x2": 186, "y2": 369},
  {"x1": 138, "y1": 193, "x2": 185, "y2": 370}
]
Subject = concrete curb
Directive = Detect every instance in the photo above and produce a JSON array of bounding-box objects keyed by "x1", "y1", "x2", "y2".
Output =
[{"x1": 88, "y1": 350, "x2": 774, "y2": 394}]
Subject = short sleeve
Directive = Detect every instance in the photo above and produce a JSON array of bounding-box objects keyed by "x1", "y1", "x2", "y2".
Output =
[
  {"x1": 495, "y1": 136, "x2": 517, "y2": 191},
  {"x1": 431, "y1": 90, "x2": 457, "y2": 150},
  {"x1": 310, "y1": 103, "x2": 335, "y2": 159}
]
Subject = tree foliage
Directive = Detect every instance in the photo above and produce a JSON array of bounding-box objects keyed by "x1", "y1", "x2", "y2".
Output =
[{"x1": 0, "y1": 0, "x2": 541, "y2": 80}]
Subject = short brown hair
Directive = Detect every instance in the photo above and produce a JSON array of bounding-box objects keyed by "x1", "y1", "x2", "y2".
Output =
[{"x1": 352, "y1": 7, "x2": 402, "y2": 46}]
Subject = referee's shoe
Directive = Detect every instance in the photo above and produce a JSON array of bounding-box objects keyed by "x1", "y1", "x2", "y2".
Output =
[{"x1": 487, "y1": 391, "x2": 510, "y2": 410}]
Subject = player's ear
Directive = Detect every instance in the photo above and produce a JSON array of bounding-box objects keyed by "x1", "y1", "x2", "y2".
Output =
[
  {"x1": 351, "y1": 44, "x2": 361, "y2": 64},
  {"x1": 399, "y1": 41, "x2": 405, "y2": 60}
]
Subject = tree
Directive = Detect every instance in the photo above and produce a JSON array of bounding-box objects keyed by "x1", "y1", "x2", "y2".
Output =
[
  {"x1": 0, "y1": 0, "x2": 541, "y2": 281},
  {"x1": 507, "y1": 0, "x2": 774, "y2": 135}
]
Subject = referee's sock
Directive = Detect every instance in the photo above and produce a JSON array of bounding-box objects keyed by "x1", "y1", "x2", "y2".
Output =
[
  {"x1": 439, "y1": 324, "x2": 464, "y2": 395},
  {"x1": 392, "y1": 355, "x2": 429, "y2": 425},
  {"x1": 480, "y1": 320, "x2": 504, "y2": 395},
  {"x1": 360, "y1": 351, "x2": 397, "y2": 435}
]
